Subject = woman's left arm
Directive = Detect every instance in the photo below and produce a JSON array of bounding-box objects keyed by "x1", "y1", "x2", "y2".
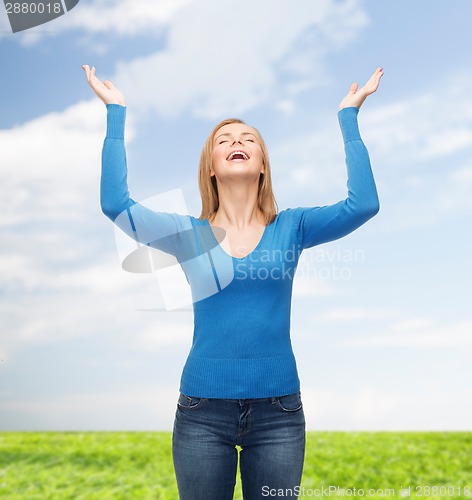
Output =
[{"x1": 295, "y1": 67, "x2": 384, "y2": 249}]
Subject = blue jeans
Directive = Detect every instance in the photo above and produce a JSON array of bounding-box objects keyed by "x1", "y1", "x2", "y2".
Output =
[{"x1": 172, "y1": 391, "x2": 306, "y2": 499}]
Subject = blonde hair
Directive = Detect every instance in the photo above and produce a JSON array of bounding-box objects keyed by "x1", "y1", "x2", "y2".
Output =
[{"x1": 198, "y1": 118, "x2": 278, "y2": 225}]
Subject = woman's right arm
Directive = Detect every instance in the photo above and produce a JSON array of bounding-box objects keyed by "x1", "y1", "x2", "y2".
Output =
[
  {"x1": 83, "y1": 65, "x2": 183, "y2": 255},
  {"x1": 101, "y1": 104, "x2": 182, "y2": 252},
  {"x1": 101, "y1": 103, "x2": 132, "y2": 220}
]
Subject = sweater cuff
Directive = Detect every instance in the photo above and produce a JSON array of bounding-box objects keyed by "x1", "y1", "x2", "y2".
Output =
[
  {"x1": 337, "y1": 106, "x2": 361, "y2": 143},
  {"x1": 105, "y1": 104, "x2": 126, "y2": 139}
]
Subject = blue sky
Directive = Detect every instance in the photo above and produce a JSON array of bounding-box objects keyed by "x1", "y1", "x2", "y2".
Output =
[{"x1": 1, "y1": 0, "x2": 471, "y2": 431}]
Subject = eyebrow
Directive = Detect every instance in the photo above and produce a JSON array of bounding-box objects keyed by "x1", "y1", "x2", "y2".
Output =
[{"x1": 215, "y1": 132, "x2": 257, "y2": 142}]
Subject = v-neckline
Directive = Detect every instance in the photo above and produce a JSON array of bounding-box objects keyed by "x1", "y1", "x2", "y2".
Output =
[{"x1": 204, "y1": 218, "x2": 271, "y2": 261}]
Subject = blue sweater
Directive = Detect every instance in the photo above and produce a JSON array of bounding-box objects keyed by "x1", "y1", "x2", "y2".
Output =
[{"x1": 101, "y1": 104, "x2": 379, "y2": 399}]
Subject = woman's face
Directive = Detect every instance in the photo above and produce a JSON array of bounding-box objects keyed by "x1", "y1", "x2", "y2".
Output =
[{"x1": 210, "y1": 123, "x2": 264, "y2": 182}]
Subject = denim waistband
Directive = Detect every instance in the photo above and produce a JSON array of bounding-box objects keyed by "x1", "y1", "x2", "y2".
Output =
[
  {"x1": 218, "y1": 396, "x2": 278, "y2": 404},
  {"x1": 196, "y1": 391, "x2": 301, "y2": 405}
]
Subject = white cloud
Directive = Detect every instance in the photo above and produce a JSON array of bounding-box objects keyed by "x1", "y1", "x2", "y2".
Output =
[
  {"x1": 111, "y1": 0, "x2": 368, "y2": 119},
  {"x1": 391, "y1": 317, "x2": 434, "y2": 332},
  {"x1": 301, "y1": 385, "x2": 472, "y2": 430},
  {"x1": 0, "y1": 4, "x2": 12, "y2": 33},
  {"x1": 0, "y1": 346, "x2": 7, "y2": 365},
  {"x1": 278, "y1": 70, "x2": 472, "y2": 193},
  {"x1": 0, "y1": 98, "x2": 137, "y2": 226},
  {"x1": 291, "y1": 246, "x2": 358, "y2": 298},
  {"x1": 292, "y1": 276, "x2": 335, "y2": 298},
  {"x1": 337, "y1": 319, "x2": 472, "y2": 349},
  {"x1": 0, "y1": 99, "x2": 186, "y2": 359},
  {"x1": 0, "y1": 0, "x2": 195, "y2": 44},
  {"x1": 3, "y1": 382, "x2": 470, "y2": 431},
  {"x1": 61, "y1": 0, "x2": 194, "y2": 36},
  {"x1": 0, "y1": 384, "x2": 181, "y2": 430},
  {"x1": 364, "y1": 161, "x2": 472, "y2": 231},
  {"x1": 132, "y1": 315, "x2": 193, "y2": 349},
  {"x1": 435, "y1": 163, "x2": 472, "y2": 213},
  {"x1": 0, "y1": 257, "x2": 196, "y2": 354},
  {"x1": 272, "y1": 71, "x2": 472, "y2": 230},
  {"x1": 362, "y1": 73, "x2": 472, "y2": 163},
  {"x1": 317, "y1": 307, "x2": 398, "y2": 322},
  {"x1": 303, "y1": 307, "x2": 472, "y2": 350},
  {"x1": 271, "y1": 120, "x2": 348, "y2": 203}
]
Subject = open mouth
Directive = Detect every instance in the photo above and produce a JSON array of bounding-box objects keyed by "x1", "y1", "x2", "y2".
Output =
[{"x1": 226, "y1": 150, "x2": 250, "y2": 162}]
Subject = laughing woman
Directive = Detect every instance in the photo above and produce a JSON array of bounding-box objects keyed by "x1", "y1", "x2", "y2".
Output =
[{"x1": 83, "y1": 64, "x2": 383, "y2": 500}]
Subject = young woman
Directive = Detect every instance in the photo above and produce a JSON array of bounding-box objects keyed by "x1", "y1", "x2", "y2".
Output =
[{"x1": 83, "y1": 64, "x2": 383, "y2": 499}]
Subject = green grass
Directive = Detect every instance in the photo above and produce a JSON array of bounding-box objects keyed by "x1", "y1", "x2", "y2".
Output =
[{"x1": 0, "y1": 432, "x2": 471, "y2": 499}]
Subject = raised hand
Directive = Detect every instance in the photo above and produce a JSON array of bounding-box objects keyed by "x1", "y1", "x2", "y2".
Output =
[
  {"x1": 339, "y1": 67, "x2": 383, "y2": 110},
  {"x1": 82, "y1": 65, "x2": 126, "y2": 106}
]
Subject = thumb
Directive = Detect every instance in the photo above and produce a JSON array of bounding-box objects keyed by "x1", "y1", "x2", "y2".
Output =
[
  {"x1": 349, "y1": 82, "x2": 358, "y2": 94},
  {"x1": 103, "y1": 80, "x2": 114, "y2": 89}
]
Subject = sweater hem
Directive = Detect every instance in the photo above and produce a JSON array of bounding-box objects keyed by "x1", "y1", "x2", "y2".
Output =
[{"x1": 179, "y1": 353, "x2": 301, "y2": 399}]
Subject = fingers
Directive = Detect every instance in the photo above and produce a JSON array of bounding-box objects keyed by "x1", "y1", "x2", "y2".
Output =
[
  {"x1": 82, "y1": 64, "x2": 96, "y2": 85},
  {"x1": 81, "y1": 64, "x2": 90, "y2": 80},
  {"x1": 371, "y1": 67, "x2": 384, "y2": 84},
  {"x1": 372, "y1": 67, "x2": 384, "y2": 89},
  {"x1": 89, "y1": 65, "x2": 97, "y2": 84},
  {"x1": 81, "y1": 64, "x2": 126, "y2": 105},
  {"x1": 371, "y1": 66, "x2": 383, "y2": 76},
  {"x1": 367, "y1": 68, "x2": 382, "y2": 84},
  {"x1": 82, "y1": 64, "x2": 104, "y2": 93},
  {"x1": 82, "y1": 64, "x2": 99, "y2": 83},
  {"x1": 360, "y1": 67, "x2": 384, "y2": 95}
]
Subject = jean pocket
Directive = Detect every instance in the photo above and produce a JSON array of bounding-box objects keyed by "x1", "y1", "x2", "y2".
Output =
[
  {"x1": 177, "y1": 392, "x2": 206, "y2": 410},
  {"x1": 275, "y1": 391, "x2": 303, "y2": 412}
]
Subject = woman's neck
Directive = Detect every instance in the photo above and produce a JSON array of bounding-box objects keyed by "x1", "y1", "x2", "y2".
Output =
[{"x1": 211, "y1": 181, "x2": 264, "y2": 229}]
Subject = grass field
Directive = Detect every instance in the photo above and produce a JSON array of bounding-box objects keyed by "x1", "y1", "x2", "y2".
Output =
[{"x1": 0, "y1": 432, "x2": 471, "y2": 499}]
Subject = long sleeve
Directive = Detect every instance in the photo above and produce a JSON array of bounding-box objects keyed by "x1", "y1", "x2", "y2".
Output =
[
  {"x1": 294, "y1": 106, "x2": 380, "y2": 249},
  {"x1": 100, "y1": 104, "x2": 184, "y2": 255},
  {"x1": 100, "y1": 104, "x2": 133, "y2": 219}
]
